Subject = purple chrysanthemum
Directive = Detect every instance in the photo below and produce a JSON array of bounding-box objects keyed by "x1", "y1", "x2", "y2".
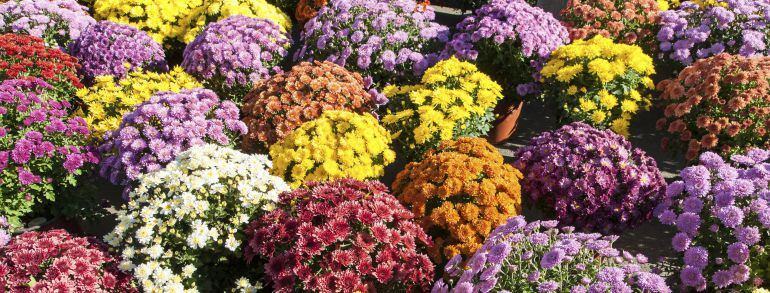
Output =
[
  {"x1": 513, "y1": 122, "x2": 668, "y2": 234},
  {"x1": 444, "y1": 0, "x2": 569, "y2": 98},
  {"x1": 294, "y1": 0, "x2": 449, "y2": 86},
  {"x1": 433, "y1": 216, "x2": 669, "y2": 292},
  {"x1": 182, "y1": 15, "x2": 290, "y2": 101},
  {"x1": 658, "y1": 0, "x2": 770, "y2": 66},
  {"x1": 98, "y1": 88, "x2": 247, "y2": 198},
  {"x1": 0, "y1": 78, "x2": 97, "y2": 225},
  {"x1": 0, "y1": 0, "x2": 95, "y2": 49},
  {"x1": 657, "y1": 149, "x2": 770, "y2": 290},
  {"x1": 69, "y1": 20, "x2": 167, "y2": 84}
]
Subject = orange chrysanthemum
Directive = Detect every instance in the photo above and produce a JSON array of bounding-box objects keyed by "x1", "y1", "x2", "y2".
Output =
[
  {"x1": 241, "y1": 61, "x2": 376, "y2": 151},
  {"x1": 657, "y1": 53, "x2": 770, "y2": 160},
  {"x1": 561, "y1": 0, "x2": 660, "y2": 53},
  {"x1": 392, "y1": 137, "x2": 523, "y2": 263}
]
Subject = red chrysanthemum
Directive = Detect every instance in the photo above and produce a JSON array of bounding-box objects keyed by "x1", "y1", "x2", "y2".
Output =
[
  {"x1": 245, "y1": 179, "x2": 434, "y2": 293},
  {"x1": 0, "y1": 229, "x2": 136, "y2": 292},
  {"x1": 0, "y1": 33, "x2": 82, "y2": 101}
]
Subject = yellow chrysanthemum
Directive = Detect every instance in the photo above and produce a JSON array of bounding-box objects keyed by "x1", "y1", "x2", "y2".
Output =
[
  {"x1": 382, "y1": 57, "x2": 503, "y2": 159},
  {"x1": 591, "y1": 110, "x2": 607, "y2": 124},
  {"x1": 579, "y1": 98, "x2": 598, "y2": 112},
  {"x1": 610, "y1": 118, "x2": 631, "y2": 137},
  {"x1": 541, "y1": 35, "x2": 655, "y2": 136},
  {"x1": 269, "y1": 110, "x2": 395, "y2": 188},
  {"x1": 598, "y1": 90, "x2": 618, "y2": 109},
  {"x1": 77, "y1": 67, "x2": 201, "y2": 141},
  {"x1": 94, "y1": 0, "x2": 291, "y2": 47}
]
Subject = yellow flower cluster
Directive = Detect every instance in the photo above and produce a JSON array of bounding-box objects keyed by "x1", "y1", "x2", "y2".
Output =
[
  {"x1": 392, "y1": 138, "x2": 522, "y2": 263},
  {"x1": 381, "y1": 57, "x2": 503, "y2": 159},
  {"x1": 94, "y1": 0, "x2": 292, "y2": 46},
  {"x1": 541, "y1": 35, "x2": 655, "y2": 136},
  {"x1": 76, "y1": 67, "x2": 201, "y2": 141},
  {"x1": 269, "y1": 110, "x2": 396, "y2": 188}
]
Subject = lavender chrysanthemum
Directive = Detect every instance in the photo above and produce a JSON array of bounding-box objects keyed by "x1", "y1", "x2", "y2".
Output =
[
  {"x1": 69, "y1": 20, "x2": 167, "y2": 84},
  {"x1": 294, "y1": 0, "x2": 449, "y2": 86},
  {"x1": 434, "y1": 216, "x2": 670, "y2": 292},
  {"x1": 657, "y1": 150, "x2": 770, "y2": 290},
  {"x1": 444, "y1": 0, "x2": 569, "y2": 99},
  {"x1": 658, "y1": 0, "x2": 770, "y2": 66},
  {"x1": 182, "y1": 15, "x2": 290, "y2": 104},
  {"x1": 0, "y1": 0, "x2": 95, "y2": 49},
  {"x1": 98, "y1": 88, "x2": 247, "y2": 198}
]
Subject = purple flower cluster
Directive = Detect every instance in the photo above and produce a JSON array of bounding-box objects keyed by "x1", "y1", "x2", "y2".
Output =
[
  {"x1": 294, "y1": 0, "x2": 450, "y2": 86},
  {"x1": 513, "y1": 122, "x2": 668, "y2": 234},
  {"x1": 656, "y1": 149, "x2": 770, "y2": 291},
  {"x1": 0, "y1": 0, "x2": 95, "y2": 49},
  {"x1": 0, "y1": 78, "x2": 97, "y2": 225},
  {"x1": 0, "y1": 216, "x2": 9, "y2": 247},
  {"x1": 444, "y1": 0, "x2": 569, "y2": 99},
  {"x1": 658, "y1": 0, "x2": 770, "y2": 66},
  {"x1": 69, "y1": 20, "x2": 167, "y2": 85},
  {"x1": 433, "y1": 216, "x2": 671, "y2": 293},
  {"x1": 97, "y1": 88, "x2": 247, "y2": 197},
  {"x1": 182, "y1": 16, "x2": 290, "y2": 93}
]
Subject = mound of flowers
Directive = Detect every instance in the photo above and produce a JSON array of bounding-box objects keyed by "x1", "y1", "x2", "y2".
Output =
[
  {"x1": 0, "y1": 229, "x2": 136, "y2": 291},
  {"x1": 656, "y1": 149, "x2": 770, "y2": 290},
  {"x1": 433, "y1": 216, "x2": 671, "y2": 292},
  {"x1": 97, "y1": 88, "x2": 246, "y2": 196},
  {"x1": 0, "y1": 79, "x2": 98, "y2": 227},
  {"x1": 540, "y1": 35, "x2": 655, "y2": 136},
  {"x1": 182, "y1": 15, "x2": 291, "y2": 105},
  {"x1": 657, "y1": 0, "x2": 770, "y2": 66},
  {"x1": 444, "y1": 0, "x2": 569, "y2": 99},
  {"x1": 0, "y1": 33, "x2": 82, "y2": 102},
  {"x1": 657, "y1": 53, "x2": 770, "y2": 161},
  {"x1": 382, "y1": 56, "x2": 503, "y2": 159},
  {"x1": 104, "y1": 144, "x2": 289, "y2": 292},
  {"x1": 241, "y1": 61, "x2": 379, "y2": 151},
  {"x1": 245, "y1": 179, "x2": 434, "y2": 292},
  {"x1": 513, "y1": 122, "x2": 667, "y2": 234},
  {"x1": 76, "y1": 67, "x2": 201, "y2": 141},
  {"x1": 93, "y1": 0, "x2": 291, "y2": 50},
  {"x1": 294, "y1": 0, "x2": 450, "y2": 86},
  {"x1": 269, "y1": 110, "x2": 395, "y2": 188},
  {"x1": 69, "y1": 20, "x2": 168, "y2": 84},
  {"x1": 392, "y1": 137, "x2": 523, "y2": 263},
  {"x1": 560, "y1": 0, "x2": 661, "y2": 52},
  {"x1": 0, "y1": 0, "x2": 95, "y2": 49}
]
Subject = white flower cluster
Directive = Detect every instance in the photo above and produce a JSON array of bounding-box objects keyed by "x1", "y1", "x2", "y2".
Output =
[{"x1": 104, "y1": 144, "x2": 289, "y2": 292}]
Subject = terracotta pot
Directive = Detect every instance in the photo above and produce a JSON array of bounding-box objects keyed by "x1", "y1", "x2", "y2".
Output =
[{"x1": 488, "y1": 99, "x2": 524, "y2": 144}]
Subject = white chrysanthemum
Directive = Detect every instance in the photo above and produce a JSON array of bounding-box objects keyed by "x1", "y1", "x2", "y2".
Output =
[
  {"x1": 182, "y1": 264, "x2": 196, "y2": 277},
  {"x1": 105, "y1": 144, "x2": 290, "y2": 292},
  {"x1": 135, "y1": 225, "x2": 154, "y2": 244},
  {"x1": 225, "y1": 234, "x2": 239, "y2": 252},
  {"x1": 147, "y1": 244, "x2": 163, "y2": 259}
]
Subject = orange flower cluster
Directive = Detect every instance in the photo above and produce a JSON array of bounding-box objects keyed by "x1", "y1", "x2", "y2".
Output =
[
  {"x1": 295, "y1": 0, "x2": 327, "y2": 25},
  {"x1": 392, "y1": 137, "x2": 523, "y2": 263},
  {"x1": 561, "y1": 0, "x2": 660, "y2": 51},
  {"x1": 657, "y1": 53, "x2": 770, "y2": 160},
  {"x1": 241, "y1": 61, "x2": 376, "y2": 151}
]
